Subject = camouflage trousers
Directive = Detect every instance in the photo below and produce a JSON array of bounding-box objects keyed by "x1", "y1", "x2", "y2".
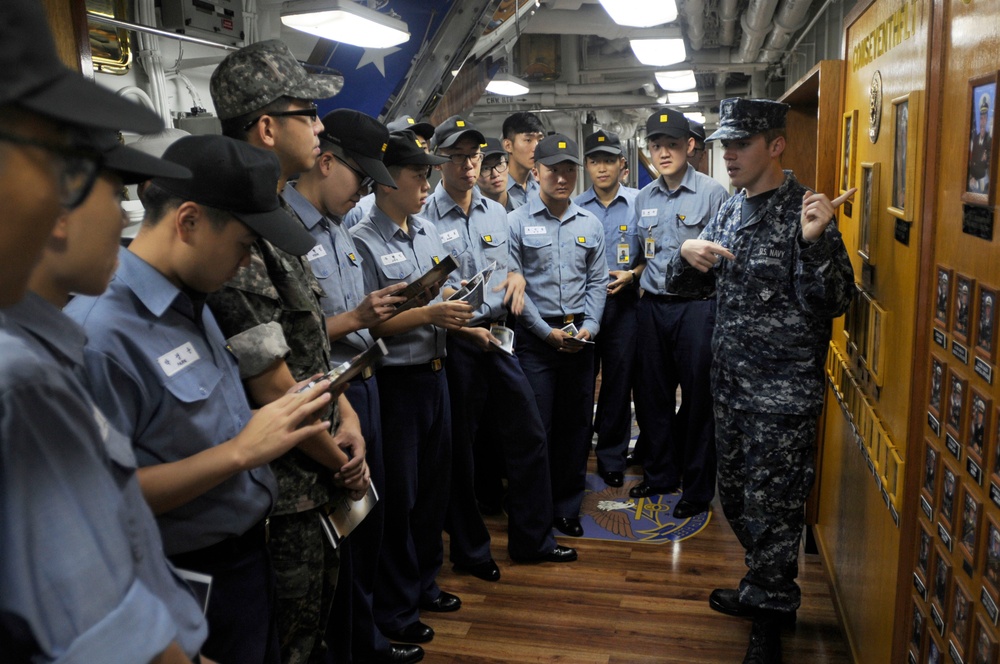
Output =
[
  {"x1": 714, "y1": 404, "x2": 817, "y2": 613},
  {"x1": 269, "y1": 508, "x2": 340, "y2": 664}
]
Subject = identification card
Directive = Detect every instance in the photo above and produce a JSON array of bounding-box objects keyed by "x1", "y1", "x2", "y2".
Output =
[
  {"x1": 439, "y1": 229, "x2": 460, "y2": 243},
  {"x1": 644, "y1": 237, "x2": 655, "y2": 258},
  {"x1": 157, "y1": 342, "x2": 200, "y2": 378},
  {"x1": 305, "y1": 244, "x2": 327, "y2": 261},
  {"x1": 616, "y1": 243, "x2": 630, "y2": 264},
  {"x1": 380, "y1": 251, "x2": 407, "y2": 266},
  {"x1": 524, "y1": 226, "x2": 547, "y2": 235},
  {"x1": 640, "y1": 208, "x2": 657, "y2": 218}
]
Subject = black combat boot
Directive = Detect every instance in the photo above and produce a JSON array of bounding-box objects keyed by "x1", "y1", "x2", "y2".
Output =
[{"x1": 743, "y1": 611, "x2": 783, "y2": 663}]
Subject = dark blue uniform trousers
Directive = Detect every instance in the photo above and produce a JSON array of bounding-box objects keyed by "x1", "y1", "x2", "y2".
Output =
[
  {"x1": 329, "y1": 375, "x2": 392, "y2": 662},
  {"x1": 372, "y1": 366, "x2": 451, "y2": 633},
  {"x1": 516, "y1": 323, "x2": 596, "y2": 520},
  {"x1": 444, "y1": 334, "x2": 557, "y2": 562},
  {"x1": 593, "y1": 288, "x2": 639, "y2": 474},
  {"x1": 634, "y1": 296, "x2": 717, "y2": 503}
]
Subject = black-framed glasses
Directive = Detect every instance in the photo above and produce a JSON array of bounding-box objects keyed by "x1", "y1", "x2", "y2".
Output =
[
  {"x1": 441, "y1": 152, "x2": 484, "y2": 166},
  {"x1": 482, "y1": 158, "x2": 509, "y2": 175},
  {"x1": 333, "y1": 154, "x2": 374, "y2": 193},
  {"x1": 242, "y1": 103, "x2": 319, "y2": 132},
  {"x1": 0, "y1": 129, "x2": 102, "y2": 210}
]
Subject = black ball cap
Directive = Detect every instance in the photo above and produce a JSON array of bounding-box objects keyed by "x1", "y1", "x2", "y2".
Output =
[
  {"x1": 386, "y1": 115, "x2": 435, "y2": 140},
  {"x1": 320, "y1": 109, "x2": 396, "y2": 188},
  {"x1": 432, "y1": 115, "x2": 486, "y2": 150},
  {"x1": 384, "y1": 130, "x2": 449, "y2": 168},
  {"x1": 583, "y1": 129, "x2": 623, "y2": 156},
  {"x1": 646, "y1": 108, "x2": 689, "y2": 140},
  {"x1": 154, "y1": 135, "x2": 316, "y2": 256},
  {"x1": 481, "y1": 137, "x2": 507, "y2": 158},
  {"x1": 533, "y1": 134, "x2": 581, "y2": 166},
  {"x1": 79, "y1": 129, "x2": 191, "y2": 186}
]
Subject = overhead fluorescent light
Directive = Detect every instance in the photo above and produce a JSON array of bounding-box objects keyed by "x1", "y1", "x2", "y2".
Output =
[
  {"x1": 685, "y1": 112, "x2": 706, "y2": 124},
  {"x1": 281, "y1": 0, "x2": 410, "y2": 49},
  {"x1": 630, "y1": 38, "x2": 686, "y2": 67},
  {"x1": 655, "y1": 70, "x2": 696, "y2": 91},
  {"x1": 598, "y1": 0, "x2": 677, "y2": 27},
  {"x1": 487, "y1": 72, "x2": 530, "y2": 96},
  {"x1": 668, "y1": 91, "x2": 699, "y2": 105}
]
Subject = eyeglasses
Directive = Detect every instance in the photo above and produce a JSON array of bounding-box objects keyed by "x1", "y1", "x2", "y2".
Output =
[
  {"x1": 333, "y1": 154, "x2": 374, "y2": 193},
  {"x1": 441, "y1": 152, "x2": 484, "y2": 166},
  {"x1": 0, "y1": 129, "x2": 102, "y2": 210},
  {"x1": 482, "y1": 159, "x2": 509, "y2": 175},
  {"x1": 242, "y1": 103, "x2": 319, "y2": 132}
]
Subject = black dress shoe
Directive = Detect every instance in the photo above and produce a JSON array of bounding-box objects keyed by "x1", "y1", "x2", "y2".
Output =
[
  {"x1": 453, "y1": 559, "x2": 501, "y2": 582},
  {"x1": 367, "y1": 643, "x2": 425, "y2": 663},
  {"x1": 511, "y1": 544, "x2": 578, "y2": 563},
  {"x1": 743, "y1": 613, "x2": 783, "y2": 663},
  {"x1": 383, "y1": 621, "x2": 434, "y2": 644},
  {"x1": 710, "y1": 589, "x2": 796, "y2": 627},
  {"x1": 625, "y1": 453, "x2": 641, "y2": 467},
  {"x1": 599, "y1": 470, "x2": 624, "y2": 487},
  {"x1": 628, "y1": 481, "x2": 676, "y2": 498},
  {"x1": 420, "y1": 590, "x2": 461, "y2": 613},
  {"x1": 553, "y1": 516, "x2": 583, "y2": 537},
  {"x1": 673, "y1": 499, "x2": 709, "y2": 519}
]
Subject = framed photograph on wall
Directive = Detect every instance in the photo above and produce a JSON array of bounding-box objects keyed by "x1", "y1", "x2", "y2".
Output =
[
  {"x1": 968, "y1": 389, "x2": 991, "y2": 461},
  {"x1": 945, "y1": 369, "x2": 968, "y2": 438},
  {"x1": 940, "y1": 462, "x2": 959, "y2": 531},
  {"x1": 911, "y1": 597, "x2": 926, "y2": 661},
  {"x1": 974, "y1": 284, "x2": 997, "y2": 362},
  {"x1": 959, "y1": 488, "x2": 982, "y2": 566},
  {"x1": 927, "y1": 634, "x2": 945, "y2": 664},
  {"x1": 888, "y1": 91, "x2": 922, "y2": 220},
  {"x1": 932, "y1": 543, "x2": 953, "y2": 610},
  {"x1": 984, "y1": 515, "x2": 1000, "y2": 595},
  {"x1": 868, "y1": 299, "x2": 888, "y2": 385},
  {"x1": 918, "y1": 520, "x2": 934, "y2": 578},
  {"x1": 935, "y1": 266, "x2": 953, "y2": 330},
  {"x1": 970, "y1": 615, "x2": 998, "y2": 664},
  {"x1": 962, "y1": 72, "x2": 999, "y2": 207},
  {"x1": 953, "y1": 274, "x2": 975, "y2": 344},
  {"x1": 858, "y1": 162, "x2": 880, "y2": 263},
  {"x1": 949, "y1": 580, "x2": 973, "y2": 661},
  {"x1": 922, "y1": 440, "x2": 940, "y2": 509},
  {"x1": 841, "y1": 109, "x2": 859, "y2": 195},
  {"x1": 929, "y1": 356, "x2": 946, "y2": 419}
]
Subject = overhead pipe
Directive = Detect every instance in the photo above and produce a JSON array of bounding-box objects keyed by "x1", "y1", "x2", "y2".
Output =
[
  {"x1": 760, "y1": 0, "x2": 816, "y2": 62},
  {"x1": 684, "y1": 0, "x2": 706, "y2": 51},
  {"x1": 718, "y1": 0, "x2": 740, "y2": 46},
  {"x1": 738, "y1": 0, "x2": 781, "y2": 63}
]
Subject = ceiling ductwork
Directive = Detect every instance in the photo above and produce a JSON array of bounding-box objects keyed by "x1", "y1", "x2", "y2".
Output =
[
  {"x1": 739, "y1": 0, "x2": 782, "y2": 63},
  {"x1": 760, "y1": 0, "x2": 817, "y2": 62}
]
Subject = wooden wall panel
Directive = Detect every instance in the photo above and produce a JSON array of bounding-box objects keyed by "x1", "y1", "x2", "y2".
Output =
[{"x1": 41, "y1": 0, "x2": 91, "y2": 74}]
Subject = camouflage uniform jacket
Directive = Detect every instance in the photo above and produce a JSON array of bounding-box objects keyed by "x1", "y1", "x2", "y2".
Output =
[
  {"x1": 666, "y1": 171, "x2": 854, "y2": 417},
  {"x1": 207, "y1": 216, "x2": 339, "y2": 516}
]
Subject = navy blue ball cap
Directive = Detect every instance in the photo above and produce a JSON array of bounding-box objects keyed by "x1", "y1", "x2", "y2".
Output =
[
  {"x1": 320, "y1": 109, "x2": 396, "y2": 188},
  {"x1": 81, "y1": 129, "x2": 192, "y2": 185},
  {"x1": 386, "y1": 115, "x2": 436, "y2": 140},
  {"x1": 646, "y1": 108, "x2": 689, "y2": 140},
  {"x1": 534, "y1": 134, "x2": 581, "y2": 166},
  {"x1": 481, "y1": 137, "x2": 507, "y2": 158},
  {"x1": 154, "y1": 135, "x2": 316, "y2": 256},
  {"x1": 583, "y1": 129, "x2": 623, "y2": 156},
  {"x1": 707, "y1": 98, "x2": 789, "y2": 142},
  {"x1": 432, "y1": 115, "x2": 486, "y2": 151},
  {"x1": 384, "y1": 130, "x2": 449, "y2": 167}
]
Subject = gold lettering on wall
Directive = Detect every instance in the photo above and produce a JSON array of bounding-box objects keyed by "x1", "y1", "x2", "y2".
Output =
[{"x1": 851, "y1": 0, "x2": 921, "y2": 71}]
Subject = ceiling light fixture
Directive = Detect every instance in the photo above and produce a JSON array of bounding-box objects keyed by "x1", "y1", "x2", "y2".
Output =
[
  {"x1": 598, "y1": 0, "x2": 678, "y2": 27},
  {"x1": 486, "y1": 72, "x2": 530, "y2": 96},
  {"x1": 655, "y1": 70, "x2": 696, "y2": 91},
  {"x1": 668, "y1": 91, "x2": 700, "y2": 105},
  {"x1": 630, "y1": 38, "x2": 686, "y2": 67},
  {"x1": 281, "y1": 0, "x2": 410, "y2": 49},
  {"x1": 685, "y1": 112, "x2": 706, "y2": 124}
]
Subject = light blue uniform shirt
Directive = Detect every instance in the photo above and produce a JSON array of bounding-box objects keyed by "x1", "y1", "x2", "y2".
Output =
[
  {"x1": 342, "y1": 192, "x2": 375, "y2": 229},
  {"x1": 422, "y1": 182, "x2": 511, "y2": 325},
  {"x1": 508, "y1": 193, "x2": 609, "y2": 339},
  {"x1": 65, "y1": 249, "x2": 277, "y2": 555},
  {"x1": 574, "y1": 184, "x2": 641, "y2": 270},
  {"x1": 506, "y1": 170, "x2": 539, "y2": 209},
  {"x1": 285, "y1": 183, "x2": 375, "y2": 364},
  {"x1": 1, "y1": 293, "x2": 206, "y2": 661},
  {"x1": 350, "y1": 206, "x2": 449, "y2": 366},
  {"x1": 636, "y1": 165, "x2": 729, "y2": 295}
]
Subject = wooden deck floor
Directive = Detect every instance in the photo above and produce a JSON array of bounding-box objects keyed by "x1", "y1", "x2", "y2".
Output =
[{"x1": 419, "y1": 495, "x2": 852, "y2": 663}]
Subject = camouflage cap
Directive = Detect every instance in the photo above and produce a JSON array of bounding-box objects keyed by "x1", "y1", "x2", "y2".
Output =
[
  {"x1": 706, "y1": 98, "x2": 789, "y2": 142},
  {"x1": 210, "y1": 39, "x2": 343, "y2": 120}
]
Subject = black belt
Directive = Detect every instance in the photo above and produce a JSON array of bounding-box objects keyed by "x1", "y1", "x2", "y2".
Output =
[
  {"x1": 542, "y1": 313, "x2": 584, "y2": 327},
  {"x1": 169, "y1": 518, "x2": 269, "y2": 567},
  {"x1": 644, "y1": 292, "x2": 711, "y2": 303},
  {"x1": 379, "y1": 358, "x2": 445, "y2": 374}
]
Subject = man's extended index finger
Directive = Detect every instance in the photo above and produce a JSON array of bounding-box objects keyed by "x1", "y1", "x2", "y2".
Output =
[{"x1": 830, "y1": 187, "x2": 858, "y2": 208}]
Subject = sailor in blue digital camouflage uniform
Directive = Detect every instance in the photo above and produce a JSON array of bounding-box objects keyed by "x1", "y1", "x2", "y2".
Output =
[
  {"x1": 351, "y1": 130, "x2": 472, "y2": 646},
  {"x1": 630, "y1": 109, "x2": 728, "y2": 519},
  {"x1": 573, "y1": 129, "x2": 641, "y2": 488},
  {"x1": 667, "y1": 98, "x2": 855, "y2": 664},
  {"x1": 508, "y1": 134, "x2": 609, "y2": 538},
  {"x1": 423, "y1": 115, "x2": 578, "y2": 576},
  {"x1": 285, "y1": 109, "x2": 424, "y2": 664}
]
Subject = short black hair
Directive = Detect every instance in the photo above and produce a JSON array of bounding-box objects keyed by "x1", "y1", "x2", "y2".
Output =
[
  {"x1": 219, "y1": 96, "x2": 293, "y2": 141},
  {"x1": 139, "y1": 182, "x2": 232, "y2": 230},
  {"x1": 502, "y1": 112, "x2": 544, "y2": 140}
]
